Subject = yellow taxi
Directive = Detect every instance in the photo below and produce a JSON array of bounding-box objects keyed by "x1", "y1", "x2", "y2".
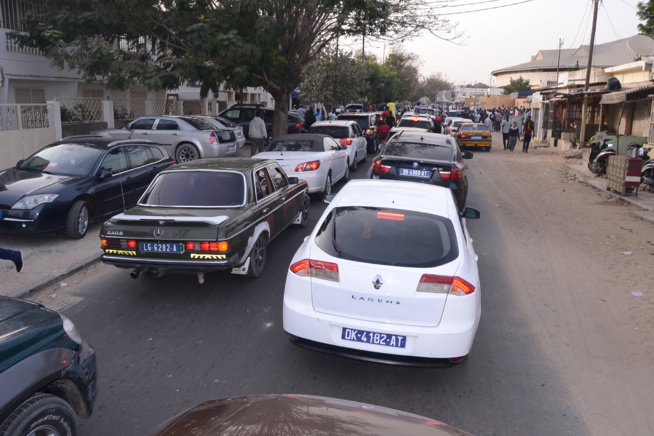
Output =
[{"x1": 454, "y1": 123, "x2": 492, "y2": 151}]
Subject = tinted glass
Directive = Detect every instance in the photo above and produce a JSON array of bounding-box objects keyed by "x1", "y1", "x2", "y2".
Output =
[
  {"x1": 384, "y1": 142, "x2": 452, "y2": 160},
  {"x1": 127, "y1": 145, "x2": 158, "y2": 168},
  {"x1": 460, "y1": 124, "x2": 489, "y2": 132},
  {"x1": 268, "y1": 138, "x2": 323, "y2": 152},
  {"x1": 337, "y1": 115, "x2": 370, "y2": 129},
  {"x1": 156, "y1": 119, "x2": 179, "y2": 131},
  {"x1": 398, "y1": 119, "x2": 431, "y2": 129},
  {"x1": 141, "y1": 171, "x2": 245, "y2": 206},
  {"x1": 315, "y1": 206, "x2": 458, "y2": 267},
  {"x1": 222, "y1": 109, "x2": 241, "y2": 122},
  {"x1": 101, "y1": 147, "x2": 129, "y2": 174},
  {"x1": 130, "y1": 118, "x2": 156, "y2": 130},
  {"x1": 309, "y1": 126, "x2": 349, "y2": 138},
  {"x1": 214, "y1": 116, "x2": 235, "y2": 127},
  {"x1": 19, "y1": 143, "x2": 104, "y2": 176},
  {"x1": 180, "y1": 117, "x2": 214, "y2": 130}
]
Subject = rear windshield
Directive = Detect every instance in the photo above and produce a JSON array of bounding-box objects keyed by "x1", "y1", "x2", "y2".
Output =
[
  {"x1": 315, "y1": 206, "x2": 458, "y2": 267},
  {"x1": 140, "y1": 171, "x2": 245, "y2": 207},
  {"x1": 398, "y1": 119, "x2": 431, "y2": 129},
  {"x1": 268, "y1": 138, "x2": 326, "y2": 152},
  {"x1": 309, "y1": 126, "x2": 349, "y2": 138},
  {"x1": 337, "y1": 115, "x2": 370, "y2": 129},
  {"x1": 460, "y1": 124, "x2": 489, "y2": 132},
  {"x1": 384, "y1": 142, "x2": 451, "y2": 160},
  {"x1": 180, "y1": 117, "x2": 215, "y2": 131}
]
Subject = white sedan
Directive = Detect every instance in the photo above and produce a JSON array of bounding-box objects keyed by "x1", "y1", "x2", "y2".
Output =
[
  {"x1": 283, "y1": 179, "x2": 481, "y2": 366},
  {"x1": 253, "y1": 134, "x2": 349, "y2": 197}
]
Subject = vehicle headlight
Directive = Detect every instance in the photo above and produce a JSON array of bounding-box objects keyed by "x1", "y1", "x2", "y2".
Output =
[
  {"x1": 61, "y1": 314, "x2": 84, "y2": 345},
  {"x1": 12, "y1": 194, "x2": 58, "y2": 210}
]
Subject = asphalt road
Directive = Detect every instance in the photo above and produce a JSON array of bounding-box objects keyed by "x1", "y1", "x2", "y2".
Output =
[{"x1": 27, "y1": 153, "x2": 586, "y2": 436}]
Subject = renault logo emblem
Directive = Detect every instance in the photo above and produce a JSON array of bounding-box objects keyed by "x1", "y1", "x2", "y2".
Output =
[
  {"x1": 372, "y1": 275, "x2": 384, "y2": 289},
  {"x1": 153, "y1": 228, "x2": 164, "y2": 238}
]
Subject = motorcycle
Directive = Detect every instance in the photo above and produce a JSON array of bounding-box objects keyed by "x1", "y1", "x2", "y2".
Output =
[
  {"x1": 588, "y1": 137, "x2": 616, "y2": 176},
  {"x1": 627, "y1": 142, "x2": 654, "y2": 192}
]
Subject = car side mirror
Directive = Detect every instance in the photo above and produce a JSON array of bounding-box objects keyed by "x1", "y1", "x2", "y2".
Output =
[
  {"x1": 460, "y1": 207, "x2": 480, "y2": 219},
  {"x1": 463, "y1": 150, "x2": 473, "y2": 159},
  {"x1": 287, "y1": 177, "x2": 300, "y2": 185},
  {"x1": 99, "y1": 168, "x2": 113, "y2": 179},
  {"x1": 16, "y1": 159, "x2": 25, "y2": 168}
]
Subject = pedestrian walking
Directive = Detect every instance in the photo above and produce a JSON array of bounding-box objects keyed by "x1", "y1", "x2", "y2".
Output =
[
  {"x1": 501, "y1": 116, "x2": 510, "y2": 150},
  {"x1": 1, "y1": 247, "x2": 23, "y2": 272},
  {"x1": 507, "y1": 121, "x2": 520, "y2": 153},
  {"x1": 249, "y1": 111, "x2": 268, "y2": 156},
  {"x1": 484, "y1": 115, "x2": 492, "y2": 131},
  {"x1": 522, "y1": 115, "x2": 534, "y2": 153}
]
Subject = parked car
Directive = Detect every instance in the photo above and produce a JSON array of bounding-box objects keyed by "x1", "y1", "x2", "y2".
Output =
[
  {"x1": 150, "y1": 394, "x2": 473, "y2": 435},
  {"x1": 218, "y1": 104, "x2": 305, "y2": 138},
  {"x1": 0, "y1": 296, "x2": 97, "y2": 436},
  {"x1": 336, "y1": 112, "x2": 379, "y2": 154},
  {"x1": 194, "y1": 115, "x2": 246, "y2": 148},
  {"x1": 369, "y1": 131, "x2": 472, "y2": 209},
  {"x1": 454, "y1": 123, "x2": 493, "y2": 151},
  {"x1": 92, "y1": 115, "x2": 238, "y2": 162},
  {"x1": 345, "y1": 103, "x2": 364, "y2": 113},
  {"x1": 99, "y1": 158, "x2": 310, "y2": 281},
  {"x1": 308, "y1": 120, "x2": 367, "y2": 170},
  {"x1": 283, "y1": 179, "x2": 481, "y2": 366},
  {"x1": 252, "y1": 134, "x2": 349, "y2": 197},
  {"x1": 0, "y1": 137, "x2": 173, "y2": 239},
  {"x1": 444, "y1": 117, "x2": 473, "y2": 135}
]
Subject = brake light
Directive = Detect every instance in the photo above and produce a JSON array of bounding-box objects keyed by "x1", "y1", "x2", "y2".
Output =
[
  {"x1": 295, "y1": 161, "x2": 321, "y2": 172},
  {"x1": 459, "y1": 134, "x2": 467, "y2": 139},
  {"x1": 290, "y1": 259, "x2": 339, "y2": 282},
  {"x1": 209, "y1": 132, "x2": 217, "y2": 144},
  {"x1": 417, "y1": 275, "x2": 475, "y2": 295},
  {"x1": 186, "y1": 241, "x2": 230, "y2": 252},
  {"x1": 101, "y1": 238, "x2": 137, "y2": 250},
  {"x1": 296, "y1": 123, "x2": 302, "y2": 131},
  {"x1": 439, "y1": 168, "x2": 464, "y2": 180},
  {"x1": 377, "y1": 211, "x2": 404, "y2": 221},
  {"x1": 372, "y1": 159, "x2": 391, "y2": 174},
  {"x1": 340, "y1": 138, "x2": 353, "y2": 146}
]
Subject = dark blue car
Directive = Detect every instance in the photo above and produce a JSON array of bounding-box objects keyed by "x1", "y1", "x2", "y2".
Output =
[{"x1": 0, "y1": 136, "x2": 173, "y2": 238}]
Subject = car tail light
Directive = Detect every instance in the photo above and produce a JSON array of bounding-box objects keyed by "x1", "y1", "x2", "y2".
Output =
[
  {"x1": 101, "y1": 238, "x2": 137, "y2": 250},
  {"x1": 439, "y1": 168, "x2": 464, "y2": 180},
  {"x1": 295, "y1": 161, "x2": 321, "y2": 172},
  {"x1": 372, "y1": 159, "x2": 391, "y2": 174},
  {"x1": 209, "y1": 132, "x2": 217, "y2": 144},
  {"x1": 296, "y1": 123, "x2": 302, "y2": 132},
  {"x1": 458, "y1": 134, "x2": 467, "y2": 139},
  {"x1": 290, "y1": 259, "x2": 339, "y2": 282},
  {"x1": 417, "y1": 275, "x2": 475, "y2": 295},
  {"x1": 186, "y1": 241, "x2": 230, "y2": 252},
  {"x1": 366, "y1": 128, "x2": 372, "y2": 135},
  {"x1": 340, "y1": 138, "x2": 353, "y2": 146}
]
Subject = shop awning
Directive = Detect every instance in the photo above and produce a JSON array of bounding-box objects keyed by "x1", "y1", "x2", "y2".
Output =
[{"x1": 600, "y1": 84, "x2": 654, "y2": 104}]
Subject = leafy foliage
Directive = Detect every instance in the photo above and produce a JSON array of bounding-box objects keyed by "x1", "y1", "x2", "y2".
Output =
[
  {"x1": 637, "y1": 1, "x2": 654, "y2": 37},
  {"x1": 412, "y1": 73, "x2": 453, "y2": 102},
  {"x1": 503, "y1": 77, "x2": 531, "y2": 95}
]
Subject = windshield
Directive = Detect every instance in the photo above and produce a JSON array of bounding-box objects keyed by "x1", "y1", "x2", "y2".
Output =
[
  {"x1": 268, "y1": 138, "x2": 328, "y2": 152},
  {"x1": 337, "y1": 116, "x2": 369, "y2": 129},
  {"x1": 140, "y1": 171, "x2": 246, "y2": 207},
  {"x1": 315, "y1": 206, "x2": 458, "y2": 267},
  {"x1": 384, "y1": 142, "x2": 451, "y2": 160},
  {"x1": 19, "y1": 143, "x2": 104, "y2": 176}
]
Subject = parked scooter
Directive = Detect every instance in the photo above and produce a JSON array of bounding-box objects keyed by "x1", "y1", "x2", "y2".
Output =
[
  {"x1": 627, "y1": 142, "x2": 654, "y2": 192},
  {"x1": 588, "y1": 136, "x2": 616, "y2": 176}
]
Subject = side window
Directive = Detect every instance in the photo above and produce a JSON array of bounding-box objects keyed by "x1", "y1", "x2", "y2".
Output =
[
  {"x1": 130, "y1": 118, "x2": 156, "y2": 130},
  {"x1": 101, "y1": 147, "x2": 129, "y2": 174},
  {"x1": 126, "y1": 145, "x2": 157, "y2": 169},
  {"x1": 325, "y1": 137, "x2": 338, "y2": 151},
  {"x1": 156, "y1": 119, "x2": 179, "y2": 131},
  {"x1": 222, "y1": 109, "x2": 241, "y2": 122},
  {"x1": 147, "y1": 147, "x2": 165, "y2": 161},
  {"x1": 253, "y1": 168, "x2": 274, "y2": 201},
  {"x1": 243, "y1": 109, "x2": 256, "y2": 122},
  {"x1": 268, "y1": 165, "x2": 288, "y2": 190}
]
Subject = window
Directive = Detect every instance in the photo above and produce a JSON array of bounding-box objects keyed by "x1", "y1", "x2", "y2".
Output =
[
  {"x1": 155, "y1": 119, "x2": 179, "y2": 131},
  {"x1": 126, "y1": 145, "x2": 159, "y2": 168},
  {"x1": 254, "y1": 168, "x2": 273, "y2": 200},
  {"x1": 141, "y1": 171, "x2": 246, "y2": 207},
  {"x1": 15, "y1": 88, "x2": 45, "y2": 104},
  {"x1": 222, "y1": 109, "x2": 241, "y2": 122},
  {"x1": 309, "y1": 126, "x2": 349, "y2": 139},
  {"x1": 385, "y1": 142, "x2": 452, "y2": 160},
  {"x1": 268, "y1": 165, "x2": 288, "y2": 190},
  {"x1": 82, "y1": 89, "x2": 104, "y2": 99},
  {"x1": 315, "y1": 207, "x2": 458, "y2": 268},
  {"x1": 101, "y1": 148, "x2": 129, "y2": 174},
  {"x1": 130, "y1": 118, "x2": 156, "y2": 130}
]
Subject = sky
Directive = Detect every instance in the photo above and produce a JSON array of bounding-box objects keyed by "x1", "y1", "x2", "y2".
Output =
[{"x1": 356, "y1": 0, "x2": 643, "y2": 87}]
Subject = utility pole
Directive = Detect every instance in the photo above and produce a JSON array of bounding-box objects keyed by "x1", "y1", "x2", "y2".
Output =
[
  {"x1": 556, "y1": 38, "x2": 563, "y2": 85},
  {"x1": 579, "y1": 0, "x2": 599, "y2": 149}
]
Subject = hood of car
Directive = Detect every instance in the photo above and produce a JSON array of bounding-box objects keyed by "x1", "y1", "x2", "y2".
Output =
[
  {"x1": 150, "y1": 394, "x2": 472, "y2": 436},
  {"x1": 0, "y1": 168, "x2": 76, "y2": 205}
]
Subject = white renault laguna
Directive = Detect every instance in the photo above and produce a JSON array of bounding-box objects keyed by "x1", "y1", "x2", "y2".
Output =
[{"x1": 283, "y1": 179, "x2": 481, "y2": 366}]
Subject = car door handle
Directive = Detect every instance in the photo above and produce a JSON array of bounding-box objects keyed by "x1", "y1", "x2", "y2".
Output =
[
  {"x1": 263, "y1": 208, "x2": 269, "y2": 213},
  {"x1": 172, "y1": 133, "x2": 180, "y2": 136}
]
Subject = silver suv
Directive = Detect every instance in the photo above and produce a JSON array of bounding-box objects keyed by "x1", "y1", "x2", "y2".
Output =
[{"x1": 93, "y1": 116, "x2": 238, "y2": 162}]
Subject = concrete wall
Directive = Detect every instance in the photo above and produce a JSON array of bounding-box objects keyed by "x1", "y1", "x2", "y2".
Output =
[{"x1": 0, "y1": 128, "x2": 57, "y2": 170}]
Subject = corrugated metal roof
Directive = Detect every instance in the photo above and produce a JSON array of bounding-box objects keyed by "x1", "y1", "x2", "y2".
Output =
[{"x1": 600, "y1": 84, "x2": 654, "y2": 104}]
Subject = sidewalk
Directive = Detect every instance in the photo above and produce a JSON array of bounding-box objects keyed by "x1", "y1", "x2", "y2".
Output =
[{"x1": 2, "y1": 142, "x2": 653, "y2": 299}]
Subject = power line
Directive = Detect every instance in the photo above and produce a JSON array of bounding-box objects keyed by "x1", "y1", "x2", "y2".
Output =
[{"x1": 420, "y1": 0, "x2": 535, "y2": 16}]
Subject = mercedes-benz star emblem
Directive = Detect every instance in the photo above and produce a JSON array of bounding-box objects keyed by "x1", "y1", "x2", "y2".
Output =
[
  {"x1": 153, "y1": 228, "x2": 164, "y2": 238},
  {"x1": 372, "y1": 275, "x2": 384, "y2": 290}
]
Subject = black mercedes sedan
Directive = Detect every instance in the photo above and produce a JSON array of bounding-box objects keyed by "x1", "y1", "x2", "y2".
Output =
[
  {"x1": 0, "y1": 136, "x2": 173, "y2": 239},
  {"x1": 369, "y1": 130, "x2": 472, "y2": 209}
]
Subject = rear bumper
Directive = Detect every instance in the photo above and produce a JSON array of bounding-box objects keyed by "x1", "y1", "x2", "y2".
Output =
[{"x1": 101, "y1": 253, "x2": 240, "y2": 272}]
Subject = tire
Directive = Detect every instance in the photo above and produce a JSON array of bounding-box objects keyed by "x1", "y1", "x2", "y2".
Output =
[
  {"x1": 322, "y1": 173, "x2": 332, "y2": 198},
  {"x1": 65, "y1": 200, "x2": 89, "y2": 239},
  {"x1": 485, "y1": 146, "x2": 491, "y2": 152},
  {"x1": 342, "y1": 164, "x2": 350, "y2": 183},
  {"x1": 351, "y1": 153, "x2": 358, "y2": 171},
  {"x1": 0, "y1": 393, "x2": 79, "y2": 436},
  {"x1": 361, "y1": 147, "x2": 367, "y2": 162},
  {"x1": 295, "y1": 194, "x2": 310, "y2": 227},
  {"x1": 175, "y1": 143, "x2": 200, "y2": 163},
  {"x1": 246, "y1": 234, "x2": 267, "y2": 278}
]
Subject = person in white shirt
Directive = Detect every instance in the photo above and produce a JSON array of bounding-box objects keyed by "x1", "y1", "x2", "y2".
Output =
[{"x1": 249, "y1": 111, "x2": 268, "y2": 156}]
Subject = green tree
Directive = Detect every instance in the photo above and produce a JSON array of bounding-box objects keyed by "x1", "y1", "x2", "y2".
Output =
[
  {"x1": 412, "y1": 73, "x2": 452, "y2": 102},
  {"x1": 503, "y1": 77, "x2": 531, "y2": 95},
  {"x1": 15, "y1": 0, "x2": 455, "y2": 136},
  {"x1": 637, "y1": 1, "x2": 654, "y2": 37},
  {"x1": 384, "y1": 48, "x2": 421, "y2": 102}
]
